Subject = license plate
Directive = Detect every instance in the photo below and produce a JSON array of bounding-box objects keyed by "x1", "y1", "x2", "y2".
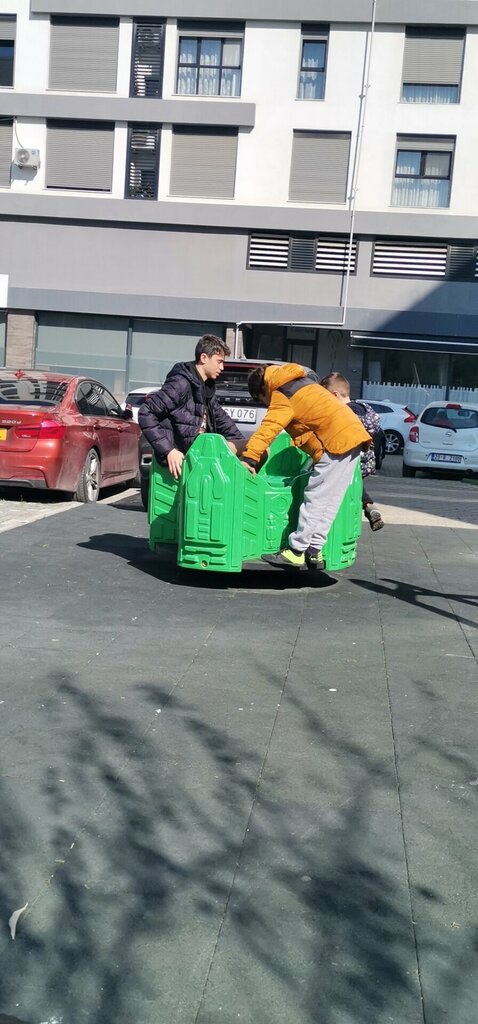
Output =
[
  {"x1": 0, "y1": 428, "x2": 6, "y2": 441},
  {"x1": 430, "y1": 453, "x2": 462, "y2": 464},
  {"x1": 226, "y1": 407, "x2": 257, "y2": 423}
]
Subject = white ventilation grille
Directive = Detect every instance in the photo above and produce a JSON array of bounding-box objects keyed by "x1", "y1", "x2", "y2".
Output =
[
  {"x1": 248, "y1": 234, "x2": 289, "y2": 269},
  {"x1": 373, "y1": 241, "x2": 448, "y2": 277},
  {"x1": 316, "y1": 239, "x2": 357, "y2": 273}
]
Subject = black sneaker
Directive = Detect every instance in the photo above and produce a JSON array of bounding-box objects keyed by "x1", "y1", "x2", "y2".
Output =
[{"x1": 305, "y1": 547, "x2": 325, "y2": 571}]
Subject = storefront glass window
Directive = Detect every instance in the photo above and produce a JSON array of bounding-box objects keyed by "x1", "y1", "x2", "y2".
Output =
[
  {"x1": 35, "y1": 312, "x2": 128, "y2": 397},
  {"x1": 129, "y1": 319, "x2": 225, "y2": 389}
]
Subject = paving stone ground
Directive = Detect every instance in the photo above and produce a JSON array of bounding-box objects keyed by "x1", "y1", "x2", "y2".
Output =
[{"x1": 0, "y1": 459, "x2": 477, "y2": 1024}]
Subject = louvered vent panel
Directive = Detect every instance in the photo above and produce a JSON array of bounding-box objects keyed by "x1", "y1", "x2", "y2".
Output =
[
  {"x1": 127, "y1": 125, "x2": 158, "y2": 199},
  {"x1": 373, "y1": 242, "x2": 447, "y2": 277},
  {"x1": 248, "y1": 234, "x2": 289, "y2": 269},
  {"x1": 316, "y1": 238, "x2": 357, "y2": 273},
  {"x1": 447, "y1": 245, "x2": 477, "y2": 280},
  {"x1": 132, "y1": 22, "x2": 165, "y2": 97},
  {"x1": 290, "y1": 236, "x2": 315, "y2": 271}
]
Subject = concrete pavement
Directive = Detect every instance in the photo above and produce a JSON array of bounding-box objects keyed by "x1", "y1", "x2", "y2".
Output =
[{"x1": 0, "y1": 465, "x2": 477, "y2": 1024}]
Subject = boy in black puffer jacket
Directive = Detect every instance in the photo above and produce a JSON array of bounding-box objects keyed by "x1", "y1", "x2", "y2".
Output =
[{"x1": 138, "y1": 335, "x2": 246, "y2": 479}]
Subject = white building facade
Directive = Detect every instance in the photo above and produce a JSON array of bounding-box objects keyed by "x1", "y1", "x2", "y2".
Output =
[{"x1": 1, "y1": 0, "x2": 478, "y2": 397}]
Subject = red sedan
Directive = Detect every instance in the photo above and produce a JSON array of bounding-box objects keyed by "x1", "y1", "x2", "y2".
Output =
[{"x1": 0, "y1": 370, "x2": 140, "y2": 502}]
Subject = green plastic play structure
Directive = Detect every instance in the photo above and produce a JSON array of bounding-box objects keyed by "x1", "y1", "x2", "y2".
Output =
[{"x1": 147, "y1": 433, "x2": 362, "y2": 573}]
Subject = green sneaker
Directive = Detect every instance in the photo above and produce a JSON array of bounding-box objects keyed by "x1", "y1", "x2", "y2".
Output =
[
  {"x1": 305, "y1": 548, "x2": 325, "y2": 571},
  {"x1": 262, "y1": 548, "x2": 305, "y2": 569}
]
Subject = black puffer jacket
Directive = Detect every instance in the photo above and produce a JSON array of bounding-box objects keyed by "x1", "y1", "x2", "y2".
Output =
[{"x1": 138, "y1": 361, "x2": 243, "y2": 465}]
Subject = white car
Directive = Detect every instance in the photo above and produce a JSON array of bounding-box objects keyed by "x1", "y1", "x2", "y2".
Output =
[
  {"x1": 360, "y1": 399, "x2": 417, "y2": 454},
  {"x1": 122, "y1": 387, "x2": 160, "y2": 423},
  {"x1": 402, "y1": 401, "x2": 478, "y2": 477}
]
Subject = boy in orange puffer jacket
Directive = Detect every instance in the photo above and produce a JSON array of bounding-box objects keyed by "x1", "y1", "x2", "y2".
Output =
[{"x1": 240, "y1": 363, "x2": 371, "y2": 570}]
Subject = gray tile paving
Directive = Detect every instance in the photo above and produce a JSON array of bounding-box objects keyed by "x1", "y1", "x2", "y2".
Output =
[{"x1": 0, "y1": 460, "x2": 476, "y2": 1024}]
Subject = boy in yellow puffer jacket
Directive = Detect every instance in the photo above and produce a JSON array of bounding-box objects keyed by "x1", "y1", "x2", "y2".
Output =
[{"x1": 240, "y1": 363, "x2": 371, "y2": 570}]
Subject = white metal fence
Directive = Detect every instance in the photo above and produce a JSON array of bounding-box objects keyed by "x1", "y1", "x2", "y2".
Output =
[{"x1": 362, "y1": 381, "x2": 478, "y2": 415}]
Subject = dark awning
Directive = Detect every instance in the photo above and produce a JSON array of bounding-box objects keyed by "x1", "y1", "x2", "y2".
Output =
[{"x1": 350, "y1": 332, "x2": 478, "y2": 355}]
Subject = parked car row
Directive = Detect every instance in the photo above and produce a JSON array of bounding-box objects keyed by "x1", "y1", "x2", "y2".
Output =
[{"x1": 1, "y1": 366, "x2": 475, "y2": 504}]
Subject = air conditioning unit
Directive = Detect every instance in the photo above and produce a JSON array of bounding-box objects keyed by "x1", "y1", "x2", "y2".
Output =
[{"x1": 14, "y1": 148, "x2": 41, "y2": 169}]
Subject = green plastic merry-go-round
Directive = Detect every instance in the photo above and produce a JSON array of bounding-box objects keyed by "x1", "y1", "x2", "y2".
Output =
[{"x1": 147, "y1": 432, "x2": 362, "y2": 573}]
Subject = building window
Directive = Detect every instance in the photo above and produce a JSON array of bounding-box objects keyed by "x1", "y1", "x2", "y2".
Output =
[
  {"x1": 298, "y1": 25, "x2": 328, "y2": 100},
  {"x1": 130, "y1": 21, "x2": 165, "y2": 97},
  {"x1": 289, "y1": 131, "x2": 351, "y2": 204},
  {"x1": 176, "y1": 20, "x2": 243, "y2": 96},
  {"x1": 0, "y1": 119, "x2": 12, "y2": 187},
  {"x1": 401, "y1": 28, "x2": 465, "y2": 103},
  {"x1": 35, "y1": 312, "x2": 128, "y2": 396},
  {"x1": 126, "y1": 124, "x2": 160, "y2": 200},
  {"x1": 46, "y1": 120, "x2": 114, "y2": 192},
  {"x1": 0, "y1": 16, "x2": 15, "y2": 87},
  {"x1": 49, "y1": 17, "x2": 119, "y2": 93},
  {"x1": 392, "y1": 136, "x2": 454, "y2": 208},
  {"x1": 170, "y1": 126, "x2": 238, "y2": 198}
]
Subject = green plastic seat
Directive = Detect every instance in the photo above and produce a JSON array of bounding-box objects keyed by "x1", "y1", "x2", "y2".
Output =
[{"x1": 148, "y1": 433, "x2": 362, "y2": 573}]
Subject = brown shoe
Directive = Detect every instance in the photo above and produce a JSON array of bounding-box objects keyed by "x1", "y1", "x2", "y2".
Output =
[{"x1": 365, "y1": 507, "x2": 384, "y2": 531}]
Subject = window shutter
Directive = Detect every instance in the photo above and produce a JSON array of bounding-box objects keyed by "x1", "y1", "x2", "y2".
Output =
[
  {"x1": 177, "y1": 20, "x2": 244, "y2": 38},
  {"x1": 132, "y1": 22, "x2": 165, "y2": 97},
  {"x1": 290, "y1": 236, "x2": 316, "y2": 271},
  {"x1": 447, "y1": 245, "x2": 477, "y2": 281},
  {"x1": 170, "y1": 128, "x2": 237, "y2": 198},
  {"x1": 0, "y1": 16, "x2": 16, "y2": 41},
  {"x1": 49, "y1": 17, "x2": 119, "y2": 92},
  {"x1": 315, "y1": 238, "x2": 357, "y2": 273},
  {"x1": 373, "y1": 241, "x2": 448, "y2": 277},
  {"x1": 0, "y1": 120, "x2": 12, "y2": 187},
  {"x1": 248, "y1": 234, "x2": 289, "y2": 269},
  {"x1": 397, "y1": 135, "x2": 455, "y2": 153},
  {"x1": 46, "y1": 121, "x2": 114, "y2": 191},
  {"x1": 403, "y1": 30, "x2": 464, "y2": 86},
  {"x1": 289, "y1": 132, "x2": 350, "y2": 203},
  {"x1": 127, "y1": 125, "x2": 159, "y2": 199}
]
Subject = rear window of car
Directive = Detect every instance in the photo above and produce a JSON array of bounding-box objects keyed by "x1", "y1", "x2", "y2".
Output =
[
  {"x1": 421, "y1": 406, "x2": 478, "y2": 430},
  {"x1": 0, "y1": 377, "x2": 68, "y2": 406},
  {"x1": 126, "y1": 392, "x2": 151, "y2": 407}
]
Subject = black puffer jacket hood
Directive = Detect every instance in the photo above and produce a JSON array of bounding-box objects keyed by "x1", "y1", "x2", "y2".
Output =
[{"x1": 138, "y1": 360, "x2": 243, "y2": 465}]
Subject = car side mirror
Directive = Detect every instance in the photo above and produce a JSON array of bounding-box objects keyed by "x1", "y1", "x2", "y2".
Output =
[{"x1": 122, "y1": 407, "x2": 134, "y2": 421}]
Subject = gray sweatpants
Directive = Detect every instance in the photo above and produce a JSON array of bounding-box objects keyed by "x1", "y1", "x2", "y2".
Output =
[{"x1": 289, "y1": 446, "x2": 361, "y2": 552}]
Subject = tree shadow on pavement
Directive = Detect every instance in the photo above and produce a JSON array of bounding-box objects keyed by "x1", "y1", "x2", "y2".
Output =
[
  {"x1": 0, "y1": 665, "x2": 476, "y2": 1023},
  {"x1": 351, "y1": 577, "x2": 478, "y2": 629}
]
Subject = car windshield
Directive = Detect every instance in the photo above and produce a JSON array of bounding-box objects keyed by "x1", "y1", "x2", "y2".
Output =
[
  {"x1": 0, "y1": 377, "x2": 68, "y2": 406},
  {"x1": 421, "y1": 406, "x2": 478, "y2": 430}
]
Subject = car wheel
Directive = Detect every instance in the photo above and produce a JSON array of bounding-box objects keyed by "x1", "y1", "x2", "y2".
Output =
[
  {"x1": 140, "y1": 476, "x2": 150, "y2": 511},
  {"x1": 385, "y1": 430, "x2": 403, "y2": 455},
  {"x1": 402, "y1": 463, "x2": 416, "y2": 478},
  {"x1": 74, "y1": 449, "x2": 101, "y2": 503}
]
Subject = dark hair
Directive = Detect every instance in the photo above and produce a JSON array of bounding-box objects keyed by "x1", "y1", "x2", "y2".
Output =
[
  {"x1": 195, "y1": 334, "x2": 230, "y2": 362},
  {"x1": 248, "y1": 366, "x2": 267, "y2": 401},
  {"x1": 320, "y1": 371, "x2": 350, "y2": 395}
]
